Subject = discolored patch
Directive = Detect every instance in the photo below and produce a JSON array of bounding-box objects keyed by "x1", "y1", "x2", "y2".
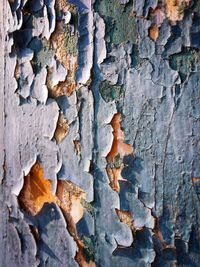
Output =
[
  {"x1": 106, "y1": 113, "x2": 133, "y2": 192},
  {"x1": 18, "y1": 162, "x2": 57, "y2": 215},
  {"x1": 169, "y1": 49, "x2": 197, "y2": 81},
  {"x1": 18, "y1": 162, "x2": 87, "y2": 225},
  {"x1": 74, "y1": 140, "x2": 81, "y2": 156},
  {"x1": 94, "y1": 0, "x2": 137, "y2": 45},
  {"x1": 166, "y1": 0, "x2": 190, "y2": 23},
  {"x1": 116, "y1": 209, "x2": 135, "y2": 231},
  {"x1": 149, "y1": 25, "x2": 159, "y2": 41},
  {"x1": 56, "y1": 180, "x2": 86, "y2": 224},
  {"x1": 54, "y1": 113, "x2": 69, "y2": 143},
  {"x1": 99, "y1": 80, "x2": 124, "y2": 103},
  {"x1": 49, "y1": 21, "x2": 78, "y2": 96}
]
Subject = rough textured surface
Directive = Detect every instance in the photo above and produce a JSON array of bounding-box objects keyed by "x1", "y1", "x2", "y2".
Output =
[{"x1": 0, "y1": 0, "x2": 200, "y2": 266}]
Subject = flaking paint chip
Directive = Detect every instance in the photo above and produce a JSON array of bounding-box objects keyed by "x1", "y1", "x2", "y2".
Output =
[
  {"x1": 54, "y1": 113, "x2": 69, "y2": 143},
  {"x1": 106, "y1": 113, "x2": 133, "y2": 192},
  {"x1": 18, "y1": 162, "x2": 57, "y2": 215}
]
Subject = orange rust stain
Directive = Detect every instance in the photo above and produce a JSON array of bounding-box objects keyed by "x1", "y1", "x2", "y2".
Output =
[
  {"x1": 107, "y1": 113, "x2": 133, "y2": 159},
  {"x1": 116, "y1": 209, "x2": 135, "y2": 231},
  {"x1": 55, "y1": 0, "x2": 71, "y2": 14},
  {"x1": 166, "y1": 0, "x2": 190, "y2": 23},
  {"x1": 149, "y1": 7, "x2": 165, "y2": 41},
  {"x1": 74, "y1": 140, "x2": 81, "y2": 156},
  {"x1": 18, "y1": 162, "x2": 87, "y2": 226},
  {"x1": 54, "y1": 113, "x2": 69, "y2": 143},
  {"x1": 53, "y1": 77, "x2": 77, "y2": 97},
  {"x1": 153, "y1": 217, "x2": 176, "y2": 249},
  {"x1": 106, "y1": 113, "x2": 133, "y2": 192},
  {"x1": 149, "y1": 1, "x2": 189, "y2": 40},
  {"x1": 75, "y1": 251, "x2": 96, "y2": 267},
  {"x1": 153, "y1": 218, "x2": 167, "y2": 248},
  {"x1": 57, "y1": 182, "x2": 95, "y2": 266},
  {"x1": 192, "y1": 177, "x2": 200, "y2": 183},
  {"x1": 56, "y1": 180, "x2": 86, "y2": 224},
  {"x1": 149, "y1": 25, "x2": 159, "y2": 41},
  {"x1": 106, "y1": 167, "x2": 124, "y2": 193},
  {"x1": 18, "y1": 162, "x2": 57, "y2": 215},
  {"x1": 19, "y1": 163, "x2": 95, "y2": 265}
]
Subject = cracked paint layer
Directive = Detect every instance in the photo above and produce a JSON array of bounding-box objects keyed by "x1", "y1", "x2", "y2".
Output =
[
  {"x1": 18, "y1": 161, "x2": 94, "y2": 266},
  {"x1": 1, "y1": 0, "x2": 200, "y2": 266}
]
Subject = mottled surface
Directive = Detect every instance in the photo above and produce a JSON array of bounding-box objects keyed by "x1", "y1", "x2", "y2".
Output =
[{"x1": 0, "y1": 0, "x2": 200, "y2": 266}]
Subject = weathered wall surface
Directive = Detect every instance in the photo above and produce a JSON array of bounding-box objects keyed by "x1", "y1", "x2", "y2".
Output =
[{"x1": 1, "y1": 0, "x2": 200, "y2": 266}]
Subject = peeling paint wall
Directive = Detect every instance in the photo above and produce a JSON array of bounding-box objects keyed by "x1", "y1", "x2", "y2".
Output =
[{"x1": 1, "y1": 0, "x2": 200, "y2": 266}]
